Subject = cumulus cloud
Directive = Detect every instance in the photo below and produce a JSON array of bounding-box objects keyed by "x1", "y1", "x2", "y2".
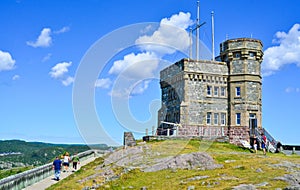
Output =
[
  {"x1": 49, "y1": 61, "x2": 74, "y2": 86},
  {"x1": 109, "y1": 52, "x2": 159, "y2": 79},
  {"x1": 27, "y1": 28, "x2": 52, "y2": 48},
  {"x1": 108, "y1": 12, "x2": 193, "y2": 97},
  {"x1": 262, "y1": 23, "x2": 300, "y2": 76},
  {"x1": 49, "y1": 61, "x2": 72, "y2": 79},
  {"x1": 95, "y1": 78, "x2": 112, "y2": 89},
  {"x1": 0, "y1": 50, "x2": 16, "y2": 71},
  {"x1": 136, "y1": 12, "x2": 193, "y2": 55}
]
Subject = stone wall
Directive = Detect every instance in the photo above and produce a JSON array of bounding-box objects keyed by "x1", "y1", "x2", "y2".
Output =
[
  {"x1": 228, "y1": 126, "x2": 250, "y2": 145},
  {"x1": 178, "y1": 126, "x2": 227, "y2": 137},
  {"x1": 123, "y1": 132, "x2": 136, "y2": 147}
]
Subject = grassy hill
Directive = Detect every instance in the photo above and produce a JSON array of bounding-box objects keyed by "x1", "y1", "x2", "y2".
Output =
[
  {"x1": 0, "y1": 140, "x2": 108, "y2": 179},
  {"x1": 47, "y1": 139, "x2": 300, "y2": 190}
]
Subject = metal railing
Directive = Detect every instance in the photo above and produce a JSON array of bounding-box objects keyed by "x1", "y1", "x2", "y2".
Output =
[{"x1": 254, "y1": 128, "x2": 276, "y2": 153}]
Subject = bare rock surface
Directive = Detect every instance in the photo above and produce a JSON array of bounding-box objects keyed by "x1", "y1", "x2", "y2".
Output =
[
  {"x1": 103, "y1": 145, "x2": 222, "y2": 172},
  {"x1": 271, "y1": 161, "x2": 300, "y2": 189}
]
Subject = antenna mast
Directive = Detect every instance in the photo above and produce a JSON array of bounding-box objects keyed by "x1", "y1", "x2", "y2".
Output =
[
  {"x1": 196, "y1": 0, "x2": 200, "y2": 60},
  {"x1": 211, "y1": 11, "x2": 215, "y2": 61}
]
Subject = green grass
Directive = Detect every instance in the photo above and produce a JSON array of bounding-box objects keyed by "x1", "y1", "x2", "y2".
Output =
[
  {"x1": 47, "y1": 140, "x2": 300, "y2": 190},
  {"x1": 0, "y1": 166, "x2": 34, "y2": 180}
]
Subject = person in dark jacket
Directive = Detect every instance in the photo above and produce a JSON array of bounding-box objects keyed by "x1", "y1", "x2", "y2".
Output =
[{"x1": 52, "y1": 156, "x2": 62, "y2": 181}]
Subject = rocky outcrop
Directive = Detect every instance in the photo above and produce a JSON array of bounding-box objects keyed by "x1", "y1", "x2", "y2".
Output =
[
  {"x1": 103, "y1": 144, "x2": 222, "y2": 172},
  {"x1": 272, "y1": 161, "x2": 300, "y2": 189}
]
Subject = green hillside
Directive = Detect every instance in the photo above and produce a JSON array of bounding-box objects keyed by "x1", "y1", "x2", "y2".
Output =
[{"x1": 47, "y1": 139, "x2": 300, "y2": 190}]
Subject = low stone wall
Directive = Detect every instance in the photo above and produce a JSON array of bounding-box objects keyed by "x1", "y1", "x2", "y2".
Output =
[
  {"x1": 178, "y1": 126, "x2": 227, "y2": 137},
  {"x1": 0, "y1": 149, "x2": 101, "y2": 190},
  {"x1": 142, "y1": 135, "x2": 229, "y2": 143}
]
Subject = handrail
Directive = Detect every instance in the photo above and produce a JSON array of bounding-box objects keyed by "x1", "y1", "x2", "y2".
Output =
[{"x1": 254, "y1": 128, "x2": 277, "y2": 153}]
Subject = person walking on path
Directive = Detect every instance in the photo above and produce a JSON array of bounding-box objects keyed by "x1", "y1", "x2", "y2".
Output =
[
  {"x1": 52, "y1": 156, "x2": 62, "y2": 181},
  {"x1": 72, "y1": 153, "x2": 80, "y2": 171}
]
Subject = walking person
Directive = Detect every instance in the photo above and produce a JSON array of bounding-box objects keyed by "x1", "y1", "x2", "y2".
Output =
[
  {"x1": 253, "y1": 136, "x2": 258, "y2": 154},
  {"x1": 52, "y1": 156, "x2": 62, "y2": 181},
  {"x1": 72, "y1": 153, "x2": 80, "y2": 171},
  {"x1": 261, "y1": 133, "x2": 267, "y2": 155},
  {"x1": 63, "y1": 152, "x2": 71, "y2": 172}
]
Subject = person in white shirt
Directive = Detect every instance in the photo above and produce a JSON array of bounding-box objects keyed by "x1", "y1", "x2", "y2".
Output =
[{"x1": 62, "y1": 152, "x2": 71, "y2": 172}]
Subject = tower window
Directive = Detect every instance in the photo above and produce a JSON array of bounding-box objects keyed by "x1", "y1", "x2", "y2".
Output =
[
  {"x1": 234, "y1": 52, "x2": 241, "y2": 58},
  {"x1": 206, "y1": 112, "x2": 212, "y2": 124},
  {"x1": 249, "y1": 52, "x2": 255, "y2": 57},
  {"x1": 221, "y1": 113, "x2": 226, "y2": 125},
  {"x1": 221, "y1": 87, "x2": 226, "y2": 96},
  {"x1": 207, "y1": 86, "x2": 212, "y2": 96},
  {"x1": 214, "y1": 113, "x2": 219, "y2": 125},
  {"x1": 235, "y1": 86, "x2": 241, "y2": 97},
  {"x1": 236, "y1": 113, "x2": 241, "y2": 125},
  {"x1": 214, "y1": 86, "x2": 219, "y2": 96}
]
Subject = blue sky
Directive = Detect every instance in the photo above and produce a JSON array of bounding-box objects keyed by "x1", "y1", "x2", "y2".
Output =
[{"x1": 1, "y1": 0, "x2": 300, "y2": 145}]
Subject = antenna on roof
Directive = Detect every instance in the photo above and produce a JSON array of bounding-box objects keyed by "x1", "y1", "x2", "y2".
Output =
[
  {"x1": 189, "y1": 27, "x2": 192, "y2": 60},
  {"x1": 211, "y1": 11, "x2": 215, "y2": 61},
  {"x1": 189, "y1": 1, "x2": 206, "y2": 61},
  {"x1": 196, "y1": 0, "x2": 200, "y2": 60}
]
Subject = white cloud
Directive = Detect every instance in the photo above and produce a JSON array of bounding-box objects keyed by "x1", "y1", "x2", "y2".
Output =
[
  {"x1": 161, "y1": 12, "x2": 194, "y2": 29},
  {"x1": 108, "y1": 12, "x2": 193, "y2": 97},
  {"x1": 95, "y1": 78, "x2": 112, "y2": 89},
  {"x1": 49, "y1": 61, "x2": 72, "y2": 79},
  {"x1": 0, "y1": 50, "x2": 16, "y2": 71},
  {"x1": 136, "y1": 12, "x2": 193, "y2": 55},
  {"x1": 262, "y1": 23, "x2": 300, "y2": 76},
  {"x1": 131, "y1": 80, "x2": 151, "y2": 95},
  {"x1": 109, "y1": 52, "x2": 159, "y2": 79},
  {"x1": 54, "y1": 26, "x2": 70, "y2": 34},
  {"x1": 12, "y1": 75, "x2": 20, "y2": 80},
  {"x1": 49, "y1": 62, "x2": 74, "y2": 86},
  {"x1": 27, "y1": 28, "x2": 52, "y2": 48},
  {"x1": 42, "y1": 53, "x2": 52, "y2": 62},
  {"x1": 62, "y1": 76, "x2": 74, "y2": 86}
]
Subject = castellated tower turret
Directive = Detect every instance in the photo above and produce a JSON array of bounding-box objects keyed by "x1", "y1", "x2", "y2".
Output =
[{"x1": 219, "y1": 38, "x2": 263, "y2": 142}]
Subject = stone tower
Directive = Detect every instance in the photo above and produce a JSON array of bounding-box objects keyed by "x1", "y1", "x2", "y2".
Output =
[
  {"x1": 157, "y1": 38, "x2": 263, "y2": 145},
  {"x1": 219, "y1": 38, "x2": 263, "y2": 143}
]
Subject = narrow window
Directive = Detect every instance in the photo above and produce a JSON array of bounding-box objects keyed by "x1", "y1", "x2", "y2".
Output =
[
  {"x1": 206, "y1": 112, "x2": 211, "y2": 124},
  {"x1": 236, "y1": 113, "x2": 241, "y2": 125},
  {"x1": 214, "y1": 113, "x2": 219, "y2": 125},
  {"x1": 214, "y1": 86, "x2": 219, "y2": 96},
  {"x1": 221, "y1": 113, "x2": 226, "y2": 125},
  {"x1": 235, "y1": 86, "x2": 241, "y2": 97},
  {"x1": 207, "y1": 86, "x2": 212, "y2": 96},
  {"x1": 221, "y1": 87, "x2": 226, "y2": 96},
  {"x1": 235, "y1": 52, "x2": 241, "y2": 58}
]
